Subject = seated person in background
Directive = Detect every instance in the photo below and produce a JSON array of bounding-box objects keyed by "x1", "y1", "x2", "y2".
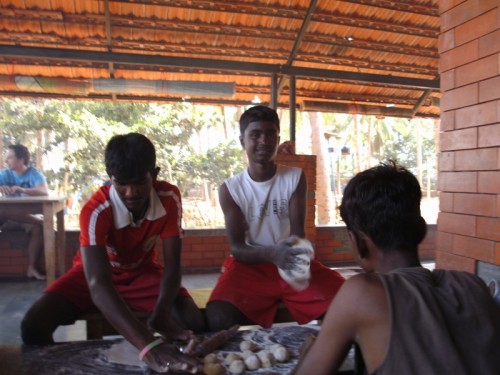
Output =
[
  {"x1": 292, "y1": 161, "x2": 500, "y2": 375},
  {"x1": 0, "y1": 144, "x2": 48, "y2": 280},
  {"x1": 205, "y1": 105, "x2": 345, "y2": 331},
  {"x1": 22, "y1": 133, "x2": 204, "y2": 374}
]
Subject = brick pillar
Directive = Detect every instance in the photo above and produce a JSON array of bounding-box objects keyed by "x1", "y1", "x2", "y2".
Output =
[
  {"x1": 437, "y1": 0, "x2": 500, "y2": 273},
  {"x1": 276, "y1": 154, "x2": 317, "y2": 244}
]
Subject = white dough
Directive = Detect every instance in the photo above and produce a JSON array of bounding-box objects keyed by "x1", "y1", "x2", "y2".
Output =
[
  {"x1": 224, "y1": 352, "x2": 242, "y2": 365},
  {"x1": 278, "y1": 238, "x2": 314, "y2": 291},
  {"x1": 244, "y1": 354, "x2": 261, "y2": 370},
  {"x1": 203, "y1": 352, "x2": 218, "y2": 364},
  {"x1": 269, "y1": 343, "x2": 284, "y2": 352},
  {"x1": 228, "y1": 359, "x2": 246, "y2": 374},
  {"x1": 256, "y1": 350, "x2": 275, "y2": 368},
  {"x1": 239, "y1": 340, "x2": 258, "y2": 352},
  {"x1": 203, "y1": 362, "x2": 224, "y2": 375},
  {"x1": 273, "y1": 346, "x2": 290, "y2": 362},
  {"x1": 241, "y1": 349, "x2": 255, "y2": 359}
]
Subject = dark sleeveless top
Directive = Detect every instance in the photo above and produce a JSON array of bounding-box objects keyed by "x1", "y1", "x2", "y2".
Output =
[{"x1": 372, "y1": 267, "x2": 500, "y2": 375}]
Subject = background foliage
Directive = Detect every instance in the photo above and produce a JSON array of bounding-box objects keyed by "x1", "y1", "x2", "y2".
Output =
[{"x1": 0, "y1": 98, "x2": 437, "y2": 227}]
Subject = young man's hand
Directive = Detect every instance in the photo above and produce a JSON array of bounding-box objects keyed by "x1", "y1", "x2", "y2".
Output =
[
  {"x1": 273, "y1": 236, "x2": 311, "y2": 271},
  {"x1": 143, "y1": 341, "x2": 201, "y2": 374},
  {"x1": 148, "y1": 313, "x2": 194, "y2": 342}
]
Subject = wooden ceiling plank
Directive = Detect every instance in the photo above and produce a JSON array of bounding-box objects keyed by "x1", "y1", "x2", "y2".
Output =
[
  {"x1": 0, "y1": 8, "x2": 438, "y2": 57},
  {"x1": 109, "y1": 0, "x2": 309, "y2": 20},
  {"x1": 337, "y1": 0, "x2": 439, "y2": 17},
  {"x1": 303, "y1": 35, "x2": 437, "y2": 59},
  {"x1": 110, "y1": 0, "x2": 439, "y2": 37},
  {"x1": 311, "y1": 11, "x2": 438, "y2": 38},
  {"x1": 0, "y1": 0, "x2": 440, "y2": 117}
]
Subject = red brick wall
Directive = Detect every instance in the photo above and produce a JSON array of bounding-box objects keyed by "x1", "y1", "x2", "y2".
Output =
[
  {"x1": 437, "y1": 0, "x2": 500, "y2": 272},
  {"x1": 0, "y1": 150, "x2": 441, "y2": 277},
  {"x1": 0, "y1": 225, "x2": 437, "y2": 277}
]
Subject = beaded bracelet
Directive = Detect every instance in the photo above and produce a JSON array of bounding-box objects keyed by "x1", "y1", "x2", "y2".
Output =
[{"x1": 138, "y1": 337, "x2": 165, "y2": 361}]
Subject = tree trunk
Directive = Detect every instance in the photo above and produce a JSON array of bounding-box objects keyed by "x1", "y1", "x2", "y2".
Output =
[
  {"x1": 354, "y1": 114, "x2": 362, "y2": 173},
  {"x1": 36, "y1": 130, "x2": 43, "y2": 169},
  {"x1": 415, "y1": 119, "x2": 423, "y2": 187},
  {"x1": 309, "y1": 112, "x2": 334, "y2": 225}
]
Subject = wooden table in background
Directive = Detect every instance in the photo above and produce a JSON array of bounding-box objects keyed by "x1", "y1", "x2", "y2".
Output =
[{"x1": 0, "y1": 196, "x2": 67, "y2": 285}]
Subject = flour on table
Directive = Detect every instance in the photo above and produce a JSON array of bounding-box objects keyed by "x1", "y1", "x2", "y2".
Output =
[{"x1": 106, "y1": 340, "x2": 144, "y2": 367}]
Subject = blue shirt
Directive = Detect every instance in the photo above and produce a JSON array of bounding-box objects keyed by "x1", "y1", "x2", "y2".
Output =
[{"x1": 0, "y1": 166, "x2": 47, "y2": 196}]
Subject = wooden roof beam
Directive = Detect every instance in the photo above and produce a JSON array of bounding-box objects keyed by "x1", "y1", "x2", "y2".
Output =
[
  {"x1": 277, "y1": 0, "x2": 319, "y2": 96},
  {"x1": 0, "y1": 46, "x2": 440, "y2": 90},
  {"x1": 300, "y1": 101, "x2": 439, "y2": 119}
]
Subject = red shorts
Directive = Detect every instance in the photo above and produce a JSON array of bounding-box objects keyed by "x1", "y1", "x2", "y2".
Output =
[
  {"x1": 208, "y1": 257, "x2": 345, "y2": 327},
  {"x1": 46, "y1": 263, "x2": 190, "y2": 312}
]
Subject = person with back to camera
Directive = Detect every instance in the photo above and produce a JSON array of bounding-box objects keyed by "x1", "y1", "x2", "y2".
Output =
[
  {"x1": 21, "y1": 133, "x2": 204, "y2": 374},
  {"x1": 205, "y1": 105, "x2": 345, "y2": 331},
  {"x1": 0, "y1": 144, "x2": 49, "y2": 280},
  {"x1": 292, "y1": 161, "x2": 500, "y2": 375}
]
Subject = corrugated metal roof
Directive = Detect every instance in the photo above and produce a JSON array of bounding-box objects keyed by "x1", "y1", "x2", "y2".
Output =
[{"x1": 0, "y1": 0, "x2": 440, "y2": 118}]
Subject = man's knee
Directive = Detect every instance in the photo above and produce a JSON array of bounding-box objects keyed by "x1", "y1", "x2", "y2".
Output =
[
  {"x1": 205, "y1": 301, "x2": 242, "y2": 332},
  {"x1": 173, "y1": 296, "x2": 205, "y2": 333},
  {"x1": 21, "y1": 293, "x2": 79, "y2": 345},
  {"x1": 21, "y1": 306, "x2": 53, "y2": 345}
]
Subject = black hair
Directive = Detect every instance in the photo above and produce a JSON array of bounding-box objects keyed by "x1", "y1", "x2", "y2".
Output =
[
  {"x1": 104, "y1": 133, "x2": 156, "y2": 180},
  {"x1": 339, "y1": 160, "x2": 427, "y2": 253},
  {"x1": 239, "y1": 105, "x2": 280, "y2": 135},
  {"x1": 8, "y1": 144, "x2": 30, "y2": 166}
]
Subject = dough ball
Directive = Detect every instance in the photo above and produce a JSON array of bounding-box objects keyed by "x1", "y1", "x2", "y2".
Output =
[
  {"x1": 241, "y1": 349, "x2": 255, "y2": 359},
  {"x1": 291, "y1": 238, "x2": 314, "y2": 255},
  {"x1": 272, "y1": 345, "x2": 290, "y2": 362},
  {"x1": 278, "y1": 238, "x2": 314, "y2": 291},
  {"x1": 269, "y1": 343, "x2": 284, "y2": 352},
  {"x1": 244, "y1": 354, "x2": 261, "y2": 370},
  {"x1": 203, "y1": 352, "x2": 218, "y2": 364},
  {"x1": 228, "y1": 359, "x2": 245, "y2": 374},
  {"x1": 256, "y1": 350, "x2": 275, "y2": 368},
  {"x1": 203, "y1": 362, "x2": 224, "y2": 375},
  {"x1": 239, "y1": 340, "x2": 258, "y2": 352},
  {"x1": 224, "y1": 352, "x2": 242, "y2": 365}
]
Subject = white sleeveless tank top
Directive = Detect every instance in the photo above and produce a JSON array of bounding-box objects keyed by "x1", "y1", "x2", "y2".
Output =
[{"x1": 224, "y1": 165, "x2": 302, "y2": 246}]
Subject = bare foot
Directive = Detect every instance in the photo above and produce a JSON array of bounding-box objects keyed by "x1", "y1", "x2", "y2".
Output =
[{"x1": 27, "y1": 267, "x2": 46, "y2": 281}]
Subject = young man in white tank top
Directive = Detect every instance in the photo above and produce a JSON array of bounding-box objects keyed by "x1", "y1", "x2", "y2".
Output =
[{"x1": 205, "y1": 105, "x2": 345, "y2": 331}]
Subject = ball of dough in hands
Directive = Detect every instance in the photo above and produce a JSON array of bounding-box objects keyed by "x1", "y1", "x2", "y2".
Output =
[{"x1": 278, "y1": 238, "x2": 314, "y2": 291}]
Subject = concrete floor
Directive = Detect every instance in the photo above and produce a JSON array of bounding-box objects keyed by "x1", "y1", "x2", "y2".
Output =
[{"x1": 0, "y1": 265, "x2": 373, "y2": 345}]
